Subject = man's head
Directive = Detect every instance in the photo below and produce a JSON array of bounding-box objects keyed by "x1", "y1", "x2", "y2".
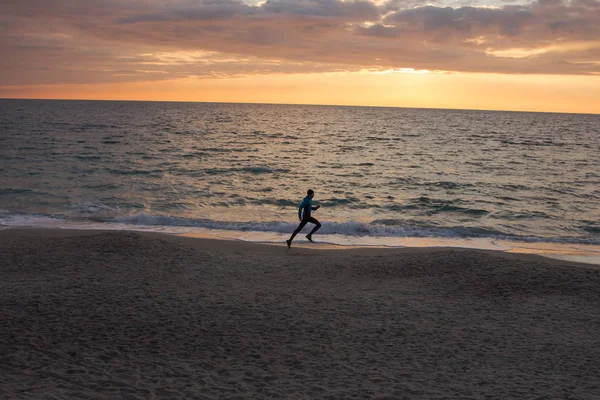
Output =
[{"x1": 307, "y1": 189, "x2": 314, "y2": 198}]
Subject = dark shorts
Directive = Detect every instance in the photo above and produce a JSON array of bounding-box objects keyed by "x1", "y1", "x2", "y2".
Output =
[{"x1": 293, "y1": 216, "x2": 320, "y2": 234}]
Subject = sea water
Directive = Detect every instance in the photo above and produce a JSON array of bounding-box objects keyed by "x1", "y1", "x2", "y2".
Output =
[{"x1": 1, "y1": 99, "x2": 599, "y2": 263}]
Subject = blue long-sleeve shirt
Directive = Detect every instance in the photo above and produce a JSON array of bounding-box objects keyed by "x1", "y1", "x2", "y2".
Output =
[{"x1": 298, "y1": 196, "x2": 317, "y2": 219}]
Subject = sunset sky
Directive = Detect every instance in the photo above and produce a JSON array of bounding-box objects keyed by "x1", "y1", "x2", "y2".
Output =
[{"x1": 1, "y1": 0, "x2": 599, "y2": 113}]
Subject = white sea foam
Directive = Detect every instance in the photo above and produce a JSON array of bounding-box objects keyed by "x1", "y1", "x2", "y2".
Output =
[
  {"x1": 3, "y1": 210, "x2": 600, "y2": 264},
  {"x1": 2, "y1": 210, "x2": 599, "y2": 245}
]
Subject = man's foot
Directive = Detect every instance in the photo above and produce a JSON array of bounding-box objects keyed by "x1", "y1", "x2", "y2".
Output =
[
  {"x1": 306, "y1": 235, "x2": 313, "y2": 242},
  {"x1": 286, "y1": 239, "x2": 291, "y2": 248}
]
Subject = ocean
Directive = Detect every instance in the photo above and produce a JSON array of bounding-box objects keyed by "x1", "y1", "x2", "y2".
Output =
[{"x1": 1, "y1": 99, "x2": 599, "y2": 262}]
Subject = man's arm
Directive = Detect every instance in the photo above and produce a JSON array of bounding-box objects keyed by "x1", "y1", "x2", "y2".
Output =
[{"x1": 298, "y1": 199, "x2": 307, "y2": 220}]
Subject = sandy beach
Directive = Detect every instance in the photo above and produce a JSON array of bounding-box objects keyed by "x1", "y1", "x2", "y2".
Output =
[{"x1": 1, "y1": 228, "x2": 599, "y2": 399}]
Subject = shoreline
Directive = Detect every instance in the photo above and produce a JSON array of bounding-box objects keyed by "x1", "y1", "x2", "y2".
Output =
[{"x1": 2, "y1": 226, "x2": 599, "y2": 267}]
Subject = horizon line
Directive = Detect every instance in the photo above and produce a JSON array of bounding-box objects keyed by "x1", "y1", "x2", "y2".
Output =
[{"x1": 1, "y1": 97, "x2": 598, "y2": 116}]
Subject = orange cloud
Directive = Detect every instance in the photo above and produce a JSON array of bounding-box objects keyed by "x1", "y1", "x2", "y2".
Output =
[{"x1": 3, "y1": 70, "x2": 599, "y2": 114}]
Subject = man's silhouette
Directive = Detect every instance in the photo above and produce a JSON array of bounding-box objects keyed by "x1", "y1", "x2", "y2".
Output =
[{"x1": 286, "y1": 189, "x2": 321, "y2": 248}]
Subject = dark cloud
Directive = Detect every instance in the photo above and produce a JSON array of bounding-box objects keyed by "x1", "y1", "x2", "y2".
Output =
[
  {"x1": 383, "y1": 5, "x2": 531, "y2": 37},
  {"x1": 262, "y1": 0, "x2": 379, "y2": 20},
  {"x1": 1, "y1": 0, "x2": 600, "y2": 86},
  {"x1": 116, "y1": 0, "x2": 255, "y2": 25}
]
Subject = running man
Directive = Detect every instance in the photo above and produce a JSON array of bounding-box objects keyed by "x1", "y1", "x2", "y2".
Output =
[{"x1": 286, "y1": 189, "x2": 321, "y2": 248}]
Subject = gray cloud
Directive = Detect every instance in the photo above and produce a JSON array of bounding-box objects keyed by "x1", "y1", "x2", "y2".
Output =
[
  {"x1": 262, "y1": 0, "x2": 380, "y2": 20},
  {"x1": 382, "y1": 5, "x2": 531, "y2": 37},
  {"x1": 1, "y1": 0, "x2": 600, "y2": 86},
  {"x1": 116, "y1": 0, "x2": 255, "y2": 25}
]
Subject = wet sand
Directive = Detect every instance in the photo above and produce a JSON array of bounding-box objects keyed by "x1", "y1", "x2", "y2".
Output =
[{"x1": 1, "y1": 228, "x2": 599, "y2": 399}]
